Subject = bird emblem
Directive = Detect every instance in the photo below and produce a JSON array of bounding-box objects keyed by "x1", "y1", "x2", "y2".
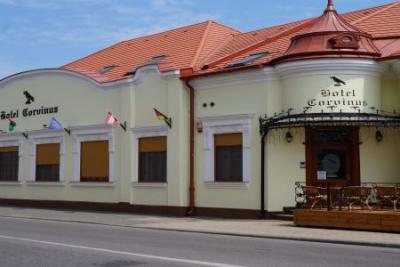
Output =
[
  {"x1": 330, "y1": 76, "x2": 346, "y2": 86},
  {"x1": 23, "y1": 91, "x2": 35, "y2": 105}
]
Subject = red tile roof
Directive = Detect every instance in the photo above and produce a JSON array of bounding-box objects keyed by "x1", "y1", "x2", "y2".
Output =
[{"x1": 61, "y1": 1, "x2": 400, "y2": 82}]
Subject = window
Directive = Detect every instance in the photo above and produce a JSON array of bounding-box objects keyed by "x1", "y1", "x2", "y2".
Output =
[
  {"x1": 215, "y1": 133, "x2": 243, "y2": 182},
  {"x1": 200, "y1": 114, "x2": 252, "y2": 184},
  {"x1": 0, "y1": 146, "x2": 19, "y2": 181},
  {"x1": 36, "y1": 143, "x2": 60, "y2": 181},
  {"x1": 80, "y1": 140, "x2": 109, "y2": 182},
  {"x1": 139, "y1": 136, "x2": 166, "y2": 183}
]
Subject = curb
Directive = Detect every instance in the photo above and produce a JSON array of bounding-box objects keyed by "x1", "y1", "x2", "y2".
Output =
[{"x1": 1, "y1": 214, "x2": 400, "y2": 249}]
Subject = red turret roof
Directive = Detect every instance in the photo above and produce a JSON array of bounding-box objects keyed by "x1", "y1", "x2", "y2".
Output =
[{"x1": 273, "y1": 0, "x2": 381, "y2": 63}]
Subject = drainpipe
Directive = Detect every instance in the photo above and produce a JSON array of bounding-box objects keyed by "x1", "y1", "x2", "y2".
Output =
[
  {"x1": 260, "y1": 131, "x2": 267, "y2": 218},
  {"x1": 184, "y1": 79, "x2": 195, "y2": 216}
]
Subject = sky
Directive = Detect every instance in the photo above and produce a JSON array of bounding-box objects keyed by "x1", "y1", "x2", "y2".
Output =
[{"x1": 0, "y1": 0, "x2": 395, "y2": 79}]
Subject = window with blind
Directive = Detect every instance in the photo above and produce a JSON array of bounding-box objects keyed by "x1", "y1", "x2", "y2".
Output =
[
  {"x1": 36, "y1": 143, "x2": 60, "y2": 182},
  {"x1": 215, "y1": 133, "x2": 243, "y2": 182},
  {"x1": 80, "y1": 140, "x2": 109, "y2": 182},
  {"x1": 139, "y1": 136, "x2": 167, "y2": 183},
  {"x1": 0, "y1": 146, "x2": 19, "y2": 181}
]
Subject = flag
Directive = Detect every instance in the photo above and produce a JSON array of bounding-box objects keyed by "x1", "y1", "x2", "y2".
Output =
[
  {"x1": 48, "y1": 117, "x2": 63, "y2": 130},
  {"x1": 8, "y1": 118, "x2": 16, "y2": 132},
  {"x1": 153, "y1": 108, "x2": 171, "y2": 128},
  {"x1": 105, "y1": 112, "x2": 119, "y2": 126}
]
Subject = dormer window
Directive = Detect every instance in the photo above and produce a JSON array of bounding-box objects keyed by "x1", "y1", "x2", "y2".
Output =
[
  {"x1": 143, "y1": 55, "x2": 166, "y2": 66},
  {"x1": 98, "y1": 65, "x2": 117, "y2": 75},
  {"x1": 329, "y1": 33, "x2": 360, "y2": 50},
  {"x1": 225, "y1": 52, "x2": 270, "y2": 69}
]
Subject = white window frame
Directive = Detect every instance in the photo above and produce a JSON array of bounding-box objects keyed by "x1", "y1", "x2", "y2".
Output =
[
  {"x1": 131, "y1": 125, "x2": 168, "y2": 187},
  {"x1": 0, "y1": 132, "x2": 24, "y2": 183},
  {"x1": 71, "y1": 124, "x2": 115, "y2": 183},
  {"x1": 199, "y1": 114, "x2": 252, "y2": 184},
  {"x1": 28, "y1": 129, "x2": 65, "y2": 183}
]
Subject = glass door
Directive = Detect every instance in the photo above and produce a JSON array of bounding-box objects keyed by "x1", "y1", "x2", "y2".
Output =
[{"x1": 306, "y1": 127, "x2": 360, "y2": 187}]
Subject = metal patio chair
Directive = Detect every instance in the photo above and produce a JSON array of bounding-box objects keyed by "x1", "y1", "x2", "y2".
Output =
[
  {"x1": 303, "y1": 186, "x2": 327, "y2": 210},
  {"x1": 375, "y1": 185, "x2": 398, "y2": 211},
  {"x1": 342, "y1": 186, "x2": 373, "y2": 210}
]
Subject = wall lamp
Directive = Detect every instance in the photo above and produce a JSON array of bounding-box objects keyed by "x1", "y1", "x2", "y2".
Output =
[
  {"x1": 375, "y1": 130, "x2": 383, "y2": 142},
  {"x1": 285, "y1": 131, "x2": 293, "y2": 143}
]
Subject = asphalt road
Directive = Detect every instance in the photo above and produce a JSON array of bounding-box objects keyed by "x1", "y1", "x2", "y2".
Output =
[{"x1": 0, "y1": 216, "x2": 399, "y2": 267}]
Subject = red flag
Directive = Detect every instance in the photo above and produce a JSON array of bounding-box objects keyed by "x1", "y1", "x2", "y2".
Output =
[{"x1": 105, "y1": 112, "x2": 119, "y2": 126}]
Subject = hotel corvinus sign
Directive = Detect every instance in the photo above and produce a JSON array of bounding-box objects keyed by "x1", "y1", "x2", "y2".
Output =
[{"x1": 0, "y1": 90, "x2": 59, "y2": 120}]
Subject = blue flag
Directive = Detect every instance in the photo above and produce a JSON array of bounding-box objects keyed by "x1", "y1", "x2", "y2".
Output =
[{"x1": 48, "y1": 117, "x2": 63, "y2": 130}]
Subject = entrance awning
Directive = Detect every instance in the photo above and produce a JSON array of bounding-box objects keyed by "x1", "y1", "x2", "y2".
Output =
[{"x1": 259, "y1": 111, "x2": 400, "y2": 135}]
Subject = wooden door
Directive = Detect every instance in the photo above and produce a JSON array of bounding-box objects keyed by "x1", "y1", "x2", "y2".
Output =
[{"x1": 306, "y1": 127, "x2": 360, "y2": 187}]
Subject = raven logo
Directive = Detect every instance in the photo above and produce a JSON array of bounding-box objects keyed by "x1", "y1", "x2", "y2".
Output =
[
  {"x1": 23, "y1": 91, "x2": 35, "y2": 105},
  {"x1": 330, "y1": 76, "x2": 346, "y2": 86}
]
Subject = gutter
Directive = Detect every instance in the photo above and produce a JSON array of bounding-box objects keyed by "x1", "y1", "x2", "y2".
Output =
[{"x1": 182, "y1": 78, "x2": 196, "y2": 216}]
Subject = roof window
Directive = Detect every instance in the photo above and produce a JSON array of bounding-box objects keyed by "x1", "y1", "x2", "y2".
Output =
[
  {"x1": 143, "y1": 55, "x2": 166, "y2": 66},
  {"x1": 225, "y1": 52, "x2": 269, "y2": 69},
  {"x1": 98, "y1": 65, "x2": 117, "y2": 75},
  {"x1": 124, "y1": 55, "x2": 167, "y2": 76}
]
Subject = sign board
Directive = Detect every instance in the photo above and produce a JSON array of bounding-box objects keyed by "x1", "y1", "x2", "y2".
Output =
[{"x1": 317, "y1": 171, "x2": 327, "y2": 181}]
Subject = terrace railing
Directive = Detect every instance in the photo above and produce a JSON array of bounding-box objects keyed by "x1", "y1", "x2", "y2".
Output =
[{"x1": 295, "y1": 181, "x2": 400, "y2": 211}]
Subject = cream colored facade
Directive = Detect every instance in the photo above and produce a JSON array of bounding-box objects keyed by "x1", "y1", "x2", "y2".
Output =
[{"x1": 0, "y1": 58, "x2": 399, "y2": 215}]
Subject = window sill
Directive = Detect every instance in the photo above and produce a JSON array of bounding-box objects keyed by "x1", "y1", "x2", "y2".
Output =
[
  {"x1": 26, "y1": 181, "x2": 65, "y2": 187},
  {"x1": 204, "y1": 182, "x2": 249, "y2": 189},
  {"x1": 132, "y1": 182, "x2": 167, "y2": 188},
  {"x1": 0, "y1": 181, "x2": 22, "y2": 186},
  {"x1": 69, "y1": 182, "x2": 116, "y2": 187}
]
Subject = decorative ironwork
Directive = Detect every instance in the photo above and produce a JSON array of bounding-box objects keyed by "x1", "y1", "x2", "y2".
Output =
[
  {"x1": 294, "y1": 181, "x2": 400, "y2": 211},
  {"x1": 260, "y1": 110, "x2": 400, "y2": 136},
  {"x1": 258, "y1": 109, "x2": 400, "y2": 217}
]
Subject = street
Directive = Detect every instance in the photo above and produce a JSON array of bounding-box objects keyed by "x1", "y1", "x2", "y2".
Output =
[{"x1": 0, "y1": 216, "x2": 399, "y2": 267}]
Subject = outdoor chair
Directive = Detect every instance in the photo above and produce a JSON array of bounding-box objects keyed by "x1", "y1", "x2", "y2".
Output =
[
  {"x1": 342, "y1": 186, "x2": 372, "y2": 210},
  {"x1": 375, "y1": 186, "x2": 398, "y2": 211},
  {"x1": 302, "y1": 186, "x2": 327, "y2": 210}
]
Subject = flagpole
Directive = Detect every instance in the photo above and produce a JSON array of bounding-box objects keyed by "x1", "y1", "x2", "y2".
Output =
[{"x1": 119, "y1": 121, "x2": 127, "y2": 131}]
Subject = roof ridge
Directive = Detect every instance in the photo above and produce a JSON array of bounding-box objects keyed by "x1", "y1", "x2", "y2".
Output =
[
  {"x1": 196, "y1": 32, "x2": 236, "y2": 69},
  {"x1": 352, "y1": 1, "x2": 400, "y2": 25},
  {"x1": 204, "y1": 19, "x2": 315, "y2": 69},
  {"x1": 207, "y1": 20, "x2": 241, "y2": 34},
  {"x1": 119, "y1": 20, "x2": 212, "y2": 43},
  {"x1": 190, "y1": 21, "x2": 213, "y2": 68}
]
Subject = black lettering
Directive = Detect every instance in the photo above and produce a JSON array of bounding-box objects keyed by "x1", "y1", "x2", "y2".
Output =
[
  {"x1": 321, "y1": 89, "x2": 329, "y2": 97},
  {"x1": 308, "y1": 99, "x2": 316, "y2": 106}
]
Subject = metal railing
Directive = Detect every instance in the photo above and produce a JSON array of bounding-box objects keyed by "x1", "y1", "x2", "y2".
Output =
[{"x1": 295, "y1": 181, "x2": 400, "y2": 211}]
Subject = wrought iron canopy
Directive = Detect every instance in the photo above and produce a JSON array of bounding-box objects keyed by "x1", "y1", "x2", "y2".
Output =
[{"x1": 259, "y1": 111, "x2": 400, "y2": 135}]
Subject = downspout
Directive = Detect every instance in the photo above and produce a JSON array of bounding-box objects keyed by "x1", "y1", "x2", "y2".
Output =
[
  {"x1": 260, "y1": 131, "x2": 267, "y2": 218},
  {"x1": 184, "y1": 79, "x2": 195, "y2": 216}
]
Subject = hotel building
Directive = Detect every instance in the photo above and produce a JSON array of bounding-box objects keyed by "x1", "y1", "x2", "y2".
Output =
[{"x1": 0, "y1": 1, "x2": 399, "y2": 218}]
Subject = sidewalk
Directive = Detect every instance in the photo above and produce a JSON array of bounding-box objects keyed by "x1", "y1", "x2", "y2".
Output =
[{"x1": 0, "y1": 206, "x2": 399, "y2": 248}]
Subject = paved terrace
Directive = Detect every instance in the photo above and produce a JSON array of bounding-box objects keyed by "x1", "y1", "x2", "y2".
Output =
[{"x1": 0, "y1": 206, "x2": 398, "y2": 248}]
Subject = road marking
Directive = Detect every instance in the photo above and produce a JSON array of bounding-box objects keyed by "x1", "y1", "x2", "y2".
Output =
[{"x1": 0, "y1": 234, "x2": 246, "y2": 267}]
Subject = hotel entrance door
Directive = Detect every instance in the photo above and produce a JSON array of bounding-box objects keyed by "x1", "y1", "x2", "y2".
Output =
[{"x1": 305, "y1": 127, "x2": 360, "y2": 187}]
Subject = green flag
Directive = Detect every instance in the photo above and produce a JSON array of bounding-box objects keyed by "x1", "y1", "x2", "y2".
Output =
[{"x1": 8, "y1": 118, "x2": 16, "y2": 132}]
